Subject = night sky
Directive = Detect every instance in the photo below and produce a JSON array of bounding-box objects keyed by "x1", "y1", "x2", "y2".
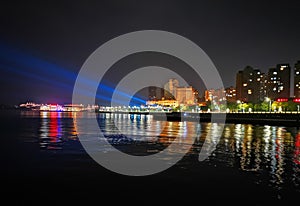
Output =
[{"x1": 1, "y1": 0, "x2": 300, "y2": 105}]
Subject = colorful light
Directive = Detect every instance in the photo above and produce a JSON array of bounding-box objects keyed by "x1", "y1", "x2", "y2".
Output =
[
  {"x1": 293, "y1": 98, "x2": 300, "y2": 103},
  {"x1": 276, "y1": 98, "x2": 288, "y2": 102}
]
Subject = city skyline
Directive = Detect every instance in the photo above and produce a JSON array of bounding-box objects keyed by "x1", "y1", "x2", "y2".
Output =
[
  {"x1": 1, "y1": 1, "x2": 300, "y2": 105},
  {"x1": 3, "y1": 59, "x2": 300, "y2": 107}
]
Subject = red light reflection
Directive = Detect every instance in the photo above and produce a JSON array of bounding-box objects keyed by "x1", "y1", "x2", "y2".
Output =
[{"x1": 294, "y1": 133, "x2": 300, "y2": 165}]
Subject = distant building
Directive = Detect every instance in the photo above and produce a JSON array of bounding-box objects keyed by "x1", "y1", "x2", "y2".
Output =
[
  {"x1": 294, "y1": 61, "x2": 300, "y2": 98},
  {"x1": 64, "y1": 104, "x2": 85, "y2": 112},
  {"x1": 204, "y1": 87, "x2": 236, "y2": 103},
  {"x1": 40, "y1": 104, "x2": 64, "y2": 111},
  {"x1": 205, "y1": 88, "x2": 225, "y2": 102},
  {"x1": 176, "y1": 86, "x2": 198, "y2": 105},
  {"x1": 225, "y1": 86, "x2": 237, "y2": 103},
  {"x1": 19, "y1": 102, "x2": 41, "y2": 110},
  {"x1": 148, "y1": 86, "x2": 163, "y2": 100},
  {"x1": 146, "y1": 99, "x2": 179, "y2": 108},
  {"x1": 164, "y1": 78, "x2": 179, "y2": 99},
  {"x1": 267, "y1": 64, "x2": 291, "y2": 99},
  {"x1": 236, "y1": 66, "x2": 265, "y2": 103}
]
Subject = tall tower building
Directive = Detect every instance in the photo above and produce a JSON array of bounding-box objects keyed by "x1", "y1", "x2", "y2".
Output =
[
  {"x1": 294, "y1": 61, "x2": 300, "y2": 98},
  {"x1": 267, "y1": 64, "x2": 291, "y2": 99},
  {"x1": 235, "y1": 66, "x2": 264, "y2": 103},
  {"x1": 164, "y1": 78, "x2": 179, "y2": 99}
]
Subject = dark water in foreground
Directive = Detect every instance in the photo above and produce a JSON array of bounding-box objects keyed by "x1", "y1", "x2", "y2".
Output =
[{"x1": 1, "y1": 110, "x2": 300, "y2": 204}]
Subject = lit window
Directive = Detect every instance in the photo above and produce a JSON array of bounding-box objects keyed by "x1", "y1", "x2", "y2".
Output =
[
  {"x1": 248, "y1": 89, "x2": 252, "y2": 94},
  {"x1": 296, "y1": 71, "x2": 300, "y2": 75},
  {"x1": 273, "y1": 71, "x2": 277, "y2": 75},
  {"x1": 273, "y1": 87, "x2": 277, "y2": 91},
  {"x1": 249, "y1": 79, "x2": 252, "y2": 82},
  {"x1": 279, "y1": 86, "x2": 283, "y2": 90},
  {"x1": 273, "y1": 81, "x2": 276, "y2": 83},
  {"x1": 257, "y1": 78, "x2": 261, "y2": 81},
  {"x1": 243, "y1": 83, "x2": 247, "y2": 87},
  {"x1": 257, "y1": 72, "x2": 260, "y2": 74},
  {"x1": 280, "y1": 66, "x2": 287, "y2": 70}
]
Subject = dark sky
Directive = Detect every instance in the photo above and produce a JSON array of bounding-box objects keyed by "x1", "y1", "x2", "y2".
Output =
[{"x1": 1, "y1": 0, "x2": 300, "y2": 105}]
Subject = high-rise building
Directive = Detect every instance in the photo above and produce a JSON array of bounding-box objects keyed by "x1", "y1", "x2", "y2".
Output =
[
  {"x1": 236, "y1": 66, "x2": 264, "y2": 103},
  {"x1": 148, "y1": 86, "x2": 163, "y2": 100},
  {"x1": 164, "y1": 78, "x2": 179, "y2": 99},
  {"x1": 267, "y1": 64, "x2": 291, "y2": 99},
  {"x1": 176, "y1": 86, "x2": 197, "y2": 105},
  {"x1": 294, "y1": 61, "x2": 300, "y2": 98}
]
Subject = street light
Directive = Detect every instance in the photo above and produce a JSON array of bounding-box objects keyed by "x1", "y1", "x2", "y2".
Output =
[
  {"x1": 237, "y1": 100, "x2": 245, "y2": 112},
  {"x1": 237, "y1": 100, "x2": 241, "y2": 112},
  {"x1": 266, "y1": 97, "x2": 272, "y2": 112}
]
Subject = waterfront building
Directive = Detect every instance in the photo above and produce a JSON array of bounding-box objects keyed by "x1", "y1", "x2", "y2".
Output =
[
  {"x1": 225, "y1": 86, "x2": 237, "y2": 103},
  {"x1": 19, "y1": 102, "x2": 41, "y2": 110},
  {"x1": 205, "y1": 88, "x2": 226, "y2": 102},
  {"x1": 64, "y1": 104, "x2": 85, "y2": 111},
  {"x1": 146, "y1": 99, "x2": 179, "y2": 107},
  {"x1": 236, "y1": 66, "x2": 265, "y2": 103},
  {"x1": 40, "y1": 104, "x2": 64, "y2": 111},
  {"x1": 294, "y1": 61, "x2": 300, "y2": 98},
  {"x1": 176, "y1": 86, "x2": 198, "y2": 105},
  {"x1": 267, "y1": 64, "x2": 291, "y2": 99}
]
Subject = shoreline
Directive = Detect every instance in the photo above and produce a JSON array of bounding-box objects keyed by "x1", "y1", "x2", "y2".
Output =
[
  {"x1": 98, "y1": 111, "x2": 300, "y2": 126},
  {"x1": 8, "y1": 109, "x2": 300, "y2": 126}
]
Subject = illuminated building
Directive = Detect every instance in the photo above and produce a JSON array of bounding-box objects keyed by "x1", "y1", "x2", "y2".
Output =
[
  {"x1": 146, "y1": 99, "x2": 179, "y2": 107},
  {"x1": 40, "y1": 104, "x2": 64, "y2": 111},
  {"x1": 294, "y1": 61, "x2": 300, "y2": 98},
  {"x1": 205, "y1": 88, "x2": 225, "y2": 102},
  {"x1": 267, "y1": 64, "x2": 291, "y2": 99},
  {"x1": 236, "y1": 66, "x2": 266, "y2": 103},
  {"x1": 19, "y1": 102, "x2": 41, "y2": 110},
  {"x1": 164, "y1": 78, "x2": 179, "y2": 99},
  {"x1": 225, "y1": 86, "x2": 237, "y2": 103},
  {"x1": 176, "y1": 86, "x2": 198, "y2": 105},
  {"x1": 64, "y1": 104, "x2": 85, "y2": 111}
]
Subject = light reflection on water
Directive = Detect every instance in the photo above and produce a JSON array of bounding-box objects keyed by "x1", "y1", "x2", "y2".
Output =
[
  {"x1": 38, "y1": 111, "x2": 78, "y2": 150},
  {"x1": 19, "y1": 111, "x2": 300, "y2": 193}
]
